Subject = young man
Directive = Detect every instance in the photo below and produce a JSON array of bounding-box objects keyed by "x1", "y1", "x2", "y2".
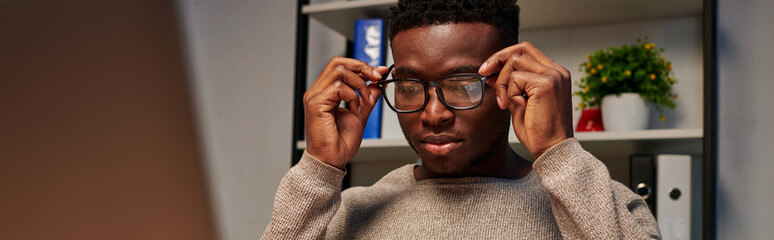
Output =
[{"x1": 263, "y1": 0, "x2": 660, "y2": 239}]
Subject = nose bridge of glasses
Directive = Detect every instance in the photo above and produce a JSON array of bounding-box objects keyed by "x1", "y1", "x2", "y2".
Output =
[{"x1": 424, "y1": 80, "x2": 444, "y2": 101}]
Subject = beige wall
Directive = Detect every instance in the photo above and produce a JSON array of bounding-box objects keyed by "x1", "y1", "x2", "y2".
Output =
[
  {"x1": 177, "y1": 0, "x2": 297, "y2": 239},
  {"x1": 0, "y1": 1, "x2": 214, "y2": 239},
  {"x1": 717, "y1": 0, "x2": 774, "y2": 238}
]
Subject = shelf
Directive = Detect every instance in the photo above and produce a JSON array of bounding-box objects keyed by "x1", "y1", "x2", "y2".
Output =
[
  {"x1": 296, "y1": 128, "x2": 702, "y2": 149},
  {"x1": 296, "y1": 128, "x2": 702, "y2": 163},
  {"x1": 563, "y1": 128, "x2": 702, "y2": 142},
  {"x1": 302, "y1": 0, "x2": 702, "y2": 40}
]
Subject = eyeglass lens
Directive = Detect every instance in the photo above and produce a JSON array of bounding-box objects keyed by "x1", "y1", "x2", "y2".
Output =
[{"x1": 382, "y1": 75, "x2": 484, "y2": 112}]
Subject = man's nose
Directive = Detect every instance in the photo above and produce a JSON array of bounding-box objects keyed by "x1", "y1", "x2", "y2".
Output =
[{"x1": 420, "y1": 87, "x2": 454, "y2": 127}]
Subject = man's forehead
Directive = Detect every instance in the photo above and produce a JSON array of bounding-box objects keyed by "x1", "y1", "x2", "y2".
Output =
[{"x1": 392, "y1": 64, "x2": 481, "y2": 78}]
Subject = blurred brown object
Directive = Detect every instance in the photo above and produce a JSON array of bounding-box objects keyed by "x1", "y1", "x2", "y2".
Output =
[{"x1": 0, "y1": 0, "x2": 215, "y2": 239}]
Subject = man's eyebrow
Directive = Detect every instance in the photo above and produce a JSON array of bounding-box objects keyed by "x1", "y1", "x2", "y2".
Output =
[
  {"x1": 445, "y1": 65, "x2": 480, "y2": 75},
  {"x1": 392, "y1": 66, "x2": 422, "y2": 76},
  {"x1": 392, "y1": 64, "x2": 481, "y2": 78}
]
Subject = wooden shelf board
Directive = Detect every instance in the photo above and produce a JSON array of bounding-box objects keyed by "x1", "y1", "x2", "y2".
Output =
[
  {"x1": 296, "y1": 128, "x2": 703, "y2": 149},
  {"x1": 302, "y1": 0, "x2": 702, "y2": 40},
  {"x1": 559, "y1": 128, "x2": 702, "y2": 142}
]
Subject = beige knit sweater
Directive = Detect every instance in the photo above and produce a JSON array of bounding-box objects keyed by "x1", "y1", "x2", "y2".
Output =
[{"x1": 262, "y1": 138, "x2": 660, "y2": 239}]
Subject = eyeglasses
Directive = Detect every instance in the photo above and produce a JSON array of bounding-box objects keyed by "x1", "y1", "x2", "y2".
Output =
[{"x1": 376, "y1": 65, "x2": 495, "y2": 113}]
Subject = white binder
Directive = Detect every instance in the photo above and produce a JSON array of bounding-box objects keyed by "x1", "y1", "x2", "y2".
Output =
[{"x1": 656, "y1": 154, "x2": 692, "y2": 240}]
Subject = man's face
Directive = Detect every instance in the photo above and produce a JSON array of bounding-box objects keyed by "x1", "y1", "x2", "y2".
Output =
[{"x1": 390, "y1": 22, "x2": 511, "y2": 174}]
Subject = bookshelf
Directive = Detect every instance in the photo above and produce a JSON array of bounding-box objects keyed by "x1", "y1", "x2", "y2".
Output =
[{"x1": 293, "y1": 0, "x2": 716, "y2": 238}]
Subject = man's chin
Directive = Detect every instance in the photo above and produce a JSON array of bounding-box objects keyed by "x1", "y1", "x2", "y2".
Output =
[
  {"x1": 418, "y1": 155, "x2": 474, "y2": 175},
  {"x1": 408, "y1": 140, "x2": 476, "y2": 174}
]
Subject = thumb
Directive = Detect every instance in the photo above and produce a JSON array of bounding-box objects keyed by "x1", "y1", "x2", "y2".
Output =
[
  {"x1": 509, "y1": 101, "x2": 526, "y2": 140},
  {"x1": 357, "y1": 85, "x2": 382, "y2": 123},
  {"x1": 373, "y1": 66, "x2": 390, "y2": 76}
]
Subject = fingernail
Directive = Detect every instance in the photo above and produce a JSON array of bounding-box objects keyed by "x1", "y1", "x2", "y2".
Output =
[
  {"x1": 496, "y1": 96, "x2": 502, "y2": 108},
  {"x1": 479, "y1": 62, "x2": 488, "y2": 72},
  {"x1": 372, "y1": 69, "x2": 381, "y2": 78}
]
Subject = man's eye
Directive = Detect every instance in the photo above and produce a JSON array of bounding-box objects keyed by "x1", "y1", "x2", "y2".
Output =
[
  {"x1": 398, "y1": 85, "x2": 421, "y2": 94},
  {"x1": 451, "y1": 85, "x2": 467, "y2": 92},
  {"x1": 445, "y1": 83, "x2": 471, "y2": 94}
]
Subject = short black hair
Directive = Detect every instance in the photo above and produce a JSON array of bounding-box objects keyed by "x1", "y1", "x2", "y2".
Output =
[{"x1": 388, "y1": 0, "x2": 520, "y2": 48}]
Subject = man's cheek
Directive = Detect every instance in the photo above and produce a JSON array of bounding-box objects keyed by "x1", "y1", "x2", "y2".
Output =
[{"x1": 397, "y1": 114, "x2": 419, "y2": 139}]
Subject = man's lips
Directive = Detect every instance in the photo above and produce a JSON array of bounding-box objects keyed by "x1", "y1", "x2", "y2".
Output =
[{"x1": 419, "y1": 135, "x2": 463, "y2": 156}]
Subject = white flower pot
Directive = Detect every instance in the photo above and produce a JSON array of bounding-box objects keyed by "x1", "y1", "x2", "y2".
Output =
[{"x1": 601, "y1": 93, "x2": 649, "y2": 131}]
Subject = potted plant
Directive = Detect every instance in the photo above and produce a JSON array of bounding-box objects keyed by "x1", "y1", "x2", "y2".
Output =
[{"x1": 575, "y1": 37, "x2": 678, "y2": 131}]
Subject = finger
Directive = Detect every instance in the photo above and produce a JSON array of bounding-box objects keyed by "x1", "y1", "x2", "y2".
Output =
[
  {"x1": 373, "y1": 65, "x2": 390, "y2": 76},
  {"x1": 509, "y1": 96, "x2": 527, "y2": 143},
  {"x1": 513, "y1": 54, "x2": 563, "y2": 82},
  {"x1": 331, "y1": 82, "x2": 361, "y2": 115},
  {"x1": 356, "y1": 85, "x2": 383, "y2": 123},
  {"x1": 494, "y1": 56, "x2": 516, "y2": 110},
  {"x1": 328, "y1": 57, "x2": 382, "y2": 80},
  {"x1": 517, "y1": 41, "x2": 571, "y2": 80},
  {"x1": 312, "y1": 57, "x2": 382, "y2": 90},
  {"x1": 479, "y1": 44, "x2": 523, "y2": 76},
  {"x1": 366, "y1": 84, "x2": 382, "y2": 107},
  {"x1": 492, "y1": 53, "x2": 546, "y2": 109},
  {"x1": 325, "y1": 64, "x2": 382, "y2": 106},
  {"x1": 498, "y1": 53, "x2": 565, "y2": 99},
  {"x1": 506, "y1": 71, "x2": 540, "y2": 108},
  {"x1": 335, "y1": 65, "x2": 374, "y2": 103},
  {"x1": 479, "y1": 42, "x2": 570, "y2": 80},
  {"x1": 483, "y1": 44, "x2": 533, "y2": 109}
]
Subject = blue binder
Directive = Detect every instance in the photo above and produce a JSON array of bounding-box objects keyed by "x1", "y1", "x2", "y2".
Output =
[{"x1": 353, "y1": 19, "x2": 385, "y2": 139}]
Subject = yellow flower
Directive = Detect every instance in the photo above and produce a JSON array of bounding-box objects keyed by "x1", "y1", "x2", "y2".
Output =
[
  {"x1": 584, "y1": 86, "x2": 590, "y2": 92},
  {"x1": 586, "y1": 54, "x2": 591, "y2": 60},
  {"x1": 579, "y1": 102, "x2": 585, "y2": 109},
  {"x1": 667, "y1": 63, "x2": 673, "y2": 70},
  {"x1": 597, "y1": 64, "x2": 603, "y2": 70},
  {"x1": 591, "y1": 69, "x2": 597, "y2": 74},
  {"x1": 660, "y1": 116, "x2": 665, "y2": 122},
  {"x1": 625, "y1": 70, "x2": 631, "y2": 76},
  {"x1": 586, "y1": 62, "x2": 592, "y2": 69},
  {"x1": 644, "y1": 43, "x2": 652, "y2": 50},
  {"x1": 650, "y1": 73, "x2": 656, "y2": 80},
  {"x1": 669, "y1": 77, "x2": 675, "y2": 83},
  {"x1": 602, "y1": 77, "x2": 608, "y2": 83},
  {"x1": 674, "y1": 94, "x2": 679, "y2": 99}
]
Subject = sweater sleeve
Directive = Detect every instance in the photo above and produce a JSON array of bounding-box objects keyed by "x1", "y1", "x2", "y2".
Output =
[
  {"x1": 261, "y1": 151, "x2": 346, "y2": 240},
  {"x1": 532, "y1": 138, "x2": 661, "y2": 239}
]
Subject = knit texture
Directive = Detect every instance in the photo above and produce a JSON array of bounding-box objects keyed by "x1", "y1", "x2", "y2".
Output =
[{"x1": 262, "y1": 138, "x2": 660, "y2": 239}]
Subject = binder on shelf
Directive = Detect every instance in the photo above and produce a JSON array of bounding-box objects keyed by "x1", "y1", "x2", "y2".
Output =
[
  {"x1": 656, "y1": 154, "x2": 691, "y2": 240},
  {"x1": 630, "y1": 154, "x2": 656, "y2": 216},
  {"x1": 353, "y1": 18, "x2": 385, "y2": 139}
]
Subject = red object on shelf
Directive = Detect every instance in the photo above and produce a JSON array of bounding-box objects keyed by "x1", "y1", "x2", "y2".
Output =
[{"x1": 576, "y1": 108, "x2": 605, "y2": 132}]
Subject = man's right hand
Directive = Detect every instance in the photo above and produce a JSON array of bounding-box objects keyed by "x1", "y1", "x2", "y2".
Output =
[{"x1": 303, "y1": 57, "x2": 389, "y2": 169}]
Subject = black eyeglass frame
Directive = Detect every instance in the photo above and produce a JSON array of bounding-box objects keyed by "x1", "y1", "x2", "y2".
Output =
[{"x1": 376, "y1": 65, "x2": 496, "y2": 113}]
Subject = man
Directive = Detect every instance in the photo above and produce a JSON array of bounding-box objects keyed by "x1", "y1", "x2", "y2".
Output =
[{"x1": 263, "y1": 0, "x2": 660, "y2": 239}]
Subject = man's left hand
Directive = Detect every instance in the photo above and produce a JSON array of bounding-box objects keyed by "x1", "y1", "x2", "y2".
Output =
[{"x1": 478, "y1": 41, "x2": 574, "y2": 159}]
